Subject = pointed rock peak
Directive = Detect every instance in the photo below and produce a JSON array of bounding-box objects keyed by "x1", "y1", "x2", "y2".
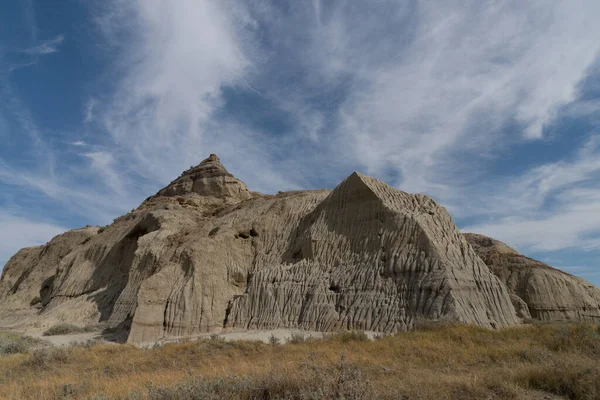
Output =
[
  {"x1": 157, "y1": 154, "x2": 251, "y2": 200},
  {"x1": 331, "y1": 171, "x2": 441, "y2": 215},
  {"x1": 198, "y1": 153, "x2": 224, "y2": 169},
  {"x1": 205, "y1": 153, "x2": 220, "y2": 163},
  {"x1": 189, "y1": 153, "x2": 229, "y2": 176},
  {"x1": 326, "y1": 171, "x2": 386, "y2": 204}
]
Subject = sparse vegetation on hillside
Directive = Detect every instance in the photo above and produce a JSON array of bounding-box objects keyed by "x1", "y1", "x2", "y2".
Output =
[
  {"x1": 0, "y1": 332, "x2": 49, "y2": 355},
  {"x1": 42, "y1": 323, "x2": 95, "y2": 336},
  {"x1": 0, "y1": 323, "x2": 598, "y2": 399}
]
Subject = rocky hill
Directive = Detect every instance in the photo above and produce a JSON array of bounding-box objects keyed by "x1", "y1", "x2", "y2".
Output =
[
  {"x1": 465, "y1": 233, "x2": 600, "y2": 322},
  {"x1": 0, "y1": 154, "x2": 596, "y2": 344}
]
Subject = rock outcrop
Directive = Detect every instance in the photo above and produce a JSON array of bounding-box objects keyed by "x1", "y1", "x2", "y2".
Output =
[
  {"x1": 157, "y1": 153, "x2": 251, "y2": 200},
  {"x1": 5, "y1": 153, "x2": 585, "y2": 344},
  {"x1": 0, "y1": 227, "x2": 98, "y2": 327},
  {"x1": 465, "y1": 233, "x2": 600, "y2": 322}
]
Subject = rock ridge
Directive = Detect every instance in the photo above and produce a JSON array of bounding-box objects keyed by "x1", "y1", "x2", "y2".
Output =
[
  {"x1": 0, "y1": 154, "x2": 596, "y2": 344},
  {"x1": 465, "y1": 233, "x2": 600, "y2": 322}
]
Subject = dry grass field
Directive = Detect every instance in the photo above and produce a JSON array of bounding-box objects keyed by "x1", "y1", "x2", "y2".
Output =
[{"x1": 0, "y1": 323, "x2": 598, "y2": 399}]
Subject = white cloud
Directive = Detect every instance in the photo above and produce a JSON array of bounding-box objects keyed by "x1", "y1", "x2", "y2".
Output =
[
  {"x1": 98, "y1": 0, "x2": 254, "y2": 182},
  {"x1": 462, "y1": 137, "x2": 600, "y2": 252},
  {"x1": 3, "y1": 0, "x2": 600, "y2": 274},
  {"x1": 23, "y1": 34, "x2": 65, "y2": 56},
  {"x1": 0, "y1": 212, "x2": 67, "y2": 269},
  {"x1": 0, "y1": 162, "x2": 132, "y2": 225},
  {"x1": 84, "y1": 98, "x2": 97, "y2": 123},
  {"x1": 87, "y1": 0, "x2": 315, "y2": 195},
  {"x1": 303, "y1": 1, "x2": 600, "y2": 193},
  {"x1": 82, "y1": 151, "x2": 125, "y2": 195}
]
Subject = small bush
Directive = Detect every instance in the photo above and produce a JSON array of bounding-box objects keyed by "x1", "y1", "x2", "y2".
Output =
[
  {"x1": 98, "y1": 226, "x2": 107, "y2": 233},
  {"x1": 209, "y1": 334, "x2": 224, "y2": 342},
  {"x1": 285, "y1": 332, "x2": 307, "y2": 344},
  {"x1": 268, "y1": 334, "x2": 281, "y2": 346},
  {"x1": 0, "y1": 333, "x2": 48, "y2": 355},
  {"x1": 43, "y1": 323, "x2": 90, "y2": 336},
  {"x1": 522, "y1": 361, "x2": 600, "y2": 399},
  {"x1": 24, "y1": 347, "x2": 72, "y2": 368},
  {"x1": 59, "y1": 382, "x2": 83, "y2": 399}
]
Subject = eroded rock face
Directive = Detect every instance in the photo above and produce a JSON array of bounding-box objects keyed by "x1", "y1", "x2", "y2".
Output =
[
  {"x1": 0, "y1": 227, "x2": 97, "y2": 327},
  {"x1": 157, "y1": 153, "x2": 251, "y2": 200},
  {"x1": 0, "y1": 155, "x2": 531, "y2": 343},
  {"x1": 225, "y1": 173, "x2": 519, "y2": 333},
  {"x1": 465, "y1": 233, "x2": 600, "y2": 322}
]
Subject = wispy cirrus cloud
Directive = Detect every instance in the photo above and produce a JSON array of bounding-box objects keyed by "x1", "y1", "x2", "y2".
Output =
[
  {"x1": 22, "y1": 34, "x2": 65, "y2": 56},
  {"x1": 307, "y1": 1, "x2": 600, "y2": 188},
  {"x1": 83, "y1": 98, "x2": 97, "y2": 123},
  {"x1": 462, "y1": 136, "x2": 600, "y2": 252},
  {"x1": 2, "y1": 0, "x2": 600, "y2": 284}
]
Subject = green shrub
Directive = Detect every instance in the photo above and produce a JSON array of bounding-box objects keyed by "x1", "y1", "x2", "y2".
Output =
[
  {"x1": 0, "y1": 333, "x2": 48, "y2": 355},
  {"x1": 285, "y1": 332, "x2": 308, "y2": 344},
  {"x1": 24, "y1": 347, "x2": 72, "y2": 368},
  {"x1": 42, "y1": 323, "x2": 91, "y2": 336},
  {"x1": 268, "y1": 334, "x2": 281, "y2": 346}
]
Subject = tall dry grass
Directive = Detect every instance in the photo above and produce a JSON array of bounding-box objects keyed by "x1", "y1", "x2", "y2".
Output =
[{"x1": 0, "y1": 323, "x2": 598, "y2": 399}]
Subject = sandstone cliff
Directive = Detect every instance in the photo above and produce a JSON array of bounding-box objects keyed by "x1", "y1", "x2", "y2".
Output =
[
  {"x1": 465, "y1": 233, "x2": 600, "y2": 322},
  {"x1": 1, "y1": 154, "x2": 527, "y2": 343}
]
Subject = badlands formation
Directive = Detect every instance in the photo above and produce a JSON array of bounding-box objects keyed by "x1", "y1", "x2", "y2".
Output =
[{"x1": 0, "y1": 155, "x2": 598, "y2": 344}]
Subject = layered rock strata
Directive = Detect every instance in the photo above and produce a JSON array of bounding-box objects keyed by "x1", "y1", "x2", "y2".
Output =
[{"x1": 465, "y1": 233, "x2": 600, "y2": 322}]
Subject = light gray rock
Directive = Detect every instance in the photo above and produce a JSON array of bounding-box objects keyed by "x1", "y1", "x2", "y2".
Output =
[
  {"x1": 1, "y1": 155, "x2": 524, "y2": 342},
  {"x1": 465, "y1": 233, "x2": 600, "y2": 323},
  {"x1": 0, "y1": 227, "x2": 97, "y2": 327},
  {"x1": 157, "y1": 153, "x2": 251, "y2": 200}
]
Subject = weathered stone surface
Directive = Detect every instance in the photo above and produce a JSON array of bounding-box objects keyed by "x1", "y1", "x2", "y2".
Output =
[
  {"x1": 157, "y1": 153, "x2": 251, "y2": 200},
  {"x1": 225, "y1": 173, "x2": 519, "y2": 333},
  {"x1": 465, "y1": 233, "x2": 600, "y2": 323},
  {"x1": 0, "y1": 227, "x2": 97, "y2": 327},
  {"x1": 0, "y1": 155, "x2": 529, "y2": 343}
]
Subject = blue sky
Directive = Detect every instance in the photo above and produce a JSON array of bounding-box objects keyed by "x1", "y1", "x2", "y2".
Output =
[{"x1": 1, "y1": 0, "x2": 600, "y2": 286}]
